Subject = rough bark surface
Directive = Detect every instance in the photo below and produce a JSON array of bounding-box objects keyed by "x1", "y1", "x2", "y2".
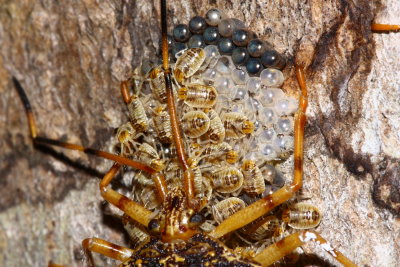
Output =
[{"x1": 0, "y1": 0, "x2": 399, "y2": 266}]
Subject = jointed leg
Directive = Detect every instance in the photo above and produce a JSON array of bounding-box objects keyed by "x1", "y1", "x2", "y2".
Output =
[
  {"x1": 100, "y1": 163, "x2": 153, "y2": 227},
  {"x1": 48, "y1": 262, "x2": 67, "y2": 267},
  {"x1": 253, "y1": 230, "x2": 357, "y2": 267},
  {"x1": 100, "y1": 163, "x2": 168, "y2": 226},
  {"x1": 48, "y1": 236, "x2": 136, "y2": 267},
  {"x1": 371, "y1": 23, "x2": 400, "y2": 32},
  {"x1": 82, "y1": 237, "x2": 134, "y2": 267},
  {"x1": 12, "y1": 77, "x2": 156, "y2": 174},
  {"x1": 120, "y1": 80, "x2": 131, "y2": 104},
  {"x1": 209, "y1": 65, "x2": 308, "y2": 239}
]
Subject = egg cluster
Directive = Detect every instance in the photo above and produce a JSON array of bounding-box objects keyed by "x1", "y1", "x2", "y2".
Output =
[
  {"x1": 169, "y1": 9, "x2": 286, "y2": 75},
  {"x1": 167, "y1": 9, "x2": 298, "y2": 165},
  {"x1": 117, "y1": 9, "x2": 303, "y2": 251}
]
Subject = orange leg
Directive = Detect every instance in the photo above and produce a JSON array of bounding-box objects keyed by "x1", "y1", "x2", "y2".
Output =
[
  {"x1": 100, "y1": 163, "x2": 168, "y2": 226},
  {"x1": 371, "y1": 23, "x2": 400, "y2": 32},
  {"x1": 48, "y1": 262, "x2": 67, "y2": 267},
  {"x1": 209, "y1": 64, "x2": 308, "y2": 239},
  {"x1": 99, "y1": 163, "x2": 153, "y2": 227},
  {"x1": 12, "y1": 77, "x2": 156, "y2": 174},
  {"x1": 120, "y1": 80, "x2": 131, "y2": 104},
  {"x1": 253, "y1": 231, "x2": 357, "y2": 267},
  {"x1": 82, "y1": 237, "x2": 134, "y2": 267}
]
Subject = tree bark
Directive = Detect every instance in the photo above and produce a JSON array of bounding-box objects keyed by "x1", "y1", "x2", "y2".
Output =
[{"x1": 0, "y1": 0, "x2": 399, "y2": 266}]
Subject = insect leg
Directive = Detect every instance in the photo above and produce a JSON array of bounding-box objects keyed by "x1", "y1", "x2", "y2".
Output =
[
  {"x1": 120, "y1": 80, "x2": 131, "y2": 104},
  {"x1": 252, "y1": 230, "x2": 357, "y2": 267},
  {"x1": 100, "y1": 163, "x2": 153, "y2": 227},
  {"x1": 209, "y1": 64, "x2": 308, "y2": 239},
  {"x1": 371, "y1": 23, "x2": 400, "y2": 32},
  {"x1": 292, "y1": 64, "x2": 308, "y2": 191},
  {"x1": 82, "y1": 237, "x2": 134, "y2": 266},
  {"x1": 48, "y1": 262, "x2": 67, "y2": 267},
  {"x1": 12, "y1": 77, "x2": 156, "y2": 173}
]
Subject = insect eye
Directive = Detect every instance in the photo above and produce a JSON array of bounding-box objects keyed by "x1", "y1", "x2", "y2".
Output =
[
  {"x1": 148, "y1": 219, "x2": 160, "y2": 234},
  {"x1": 189, "y1": 213, "x2": 204, "y2": 228}
]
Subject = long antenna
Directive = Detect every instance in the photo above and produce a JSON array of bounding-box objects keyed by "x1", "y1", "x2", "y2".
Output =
[
  {"x1": 12, "y1": 77, "x2": 156, "y2": 174},
  {"x1": 160, "y1": 0, "x2": 198, "y2": 209},
  {"x1": 160, "y1": 0, "x2": 170, "y2": 71},
  {"x1": 160, "y1": 0, "x2": 189, "y2": 171}
]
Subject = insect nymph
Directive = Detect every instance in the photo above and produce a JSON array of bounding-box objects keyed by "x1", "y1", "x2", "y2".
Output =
[{"x1": 9, "y1": 0, "x2": 400, "y2": 266}]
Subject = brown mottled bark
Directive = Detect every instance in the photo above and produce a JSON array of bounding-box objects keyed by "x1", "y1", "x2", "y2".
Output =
[{"x1": 0, "y1": 0, "x2": 399, "y2": 266}]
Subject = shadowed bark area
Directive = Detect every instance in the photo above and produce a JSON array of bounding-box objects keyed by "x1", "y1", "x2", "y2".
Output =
[{"x1": 0, "y1": 0, "x2": 399, "y2": 266}]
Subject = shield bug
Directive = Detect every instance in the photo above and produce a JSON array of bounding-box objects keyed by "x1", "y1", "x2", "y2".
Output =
[{"x1": 3, "y1": 0, "x2": 400, "y2": 267}]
